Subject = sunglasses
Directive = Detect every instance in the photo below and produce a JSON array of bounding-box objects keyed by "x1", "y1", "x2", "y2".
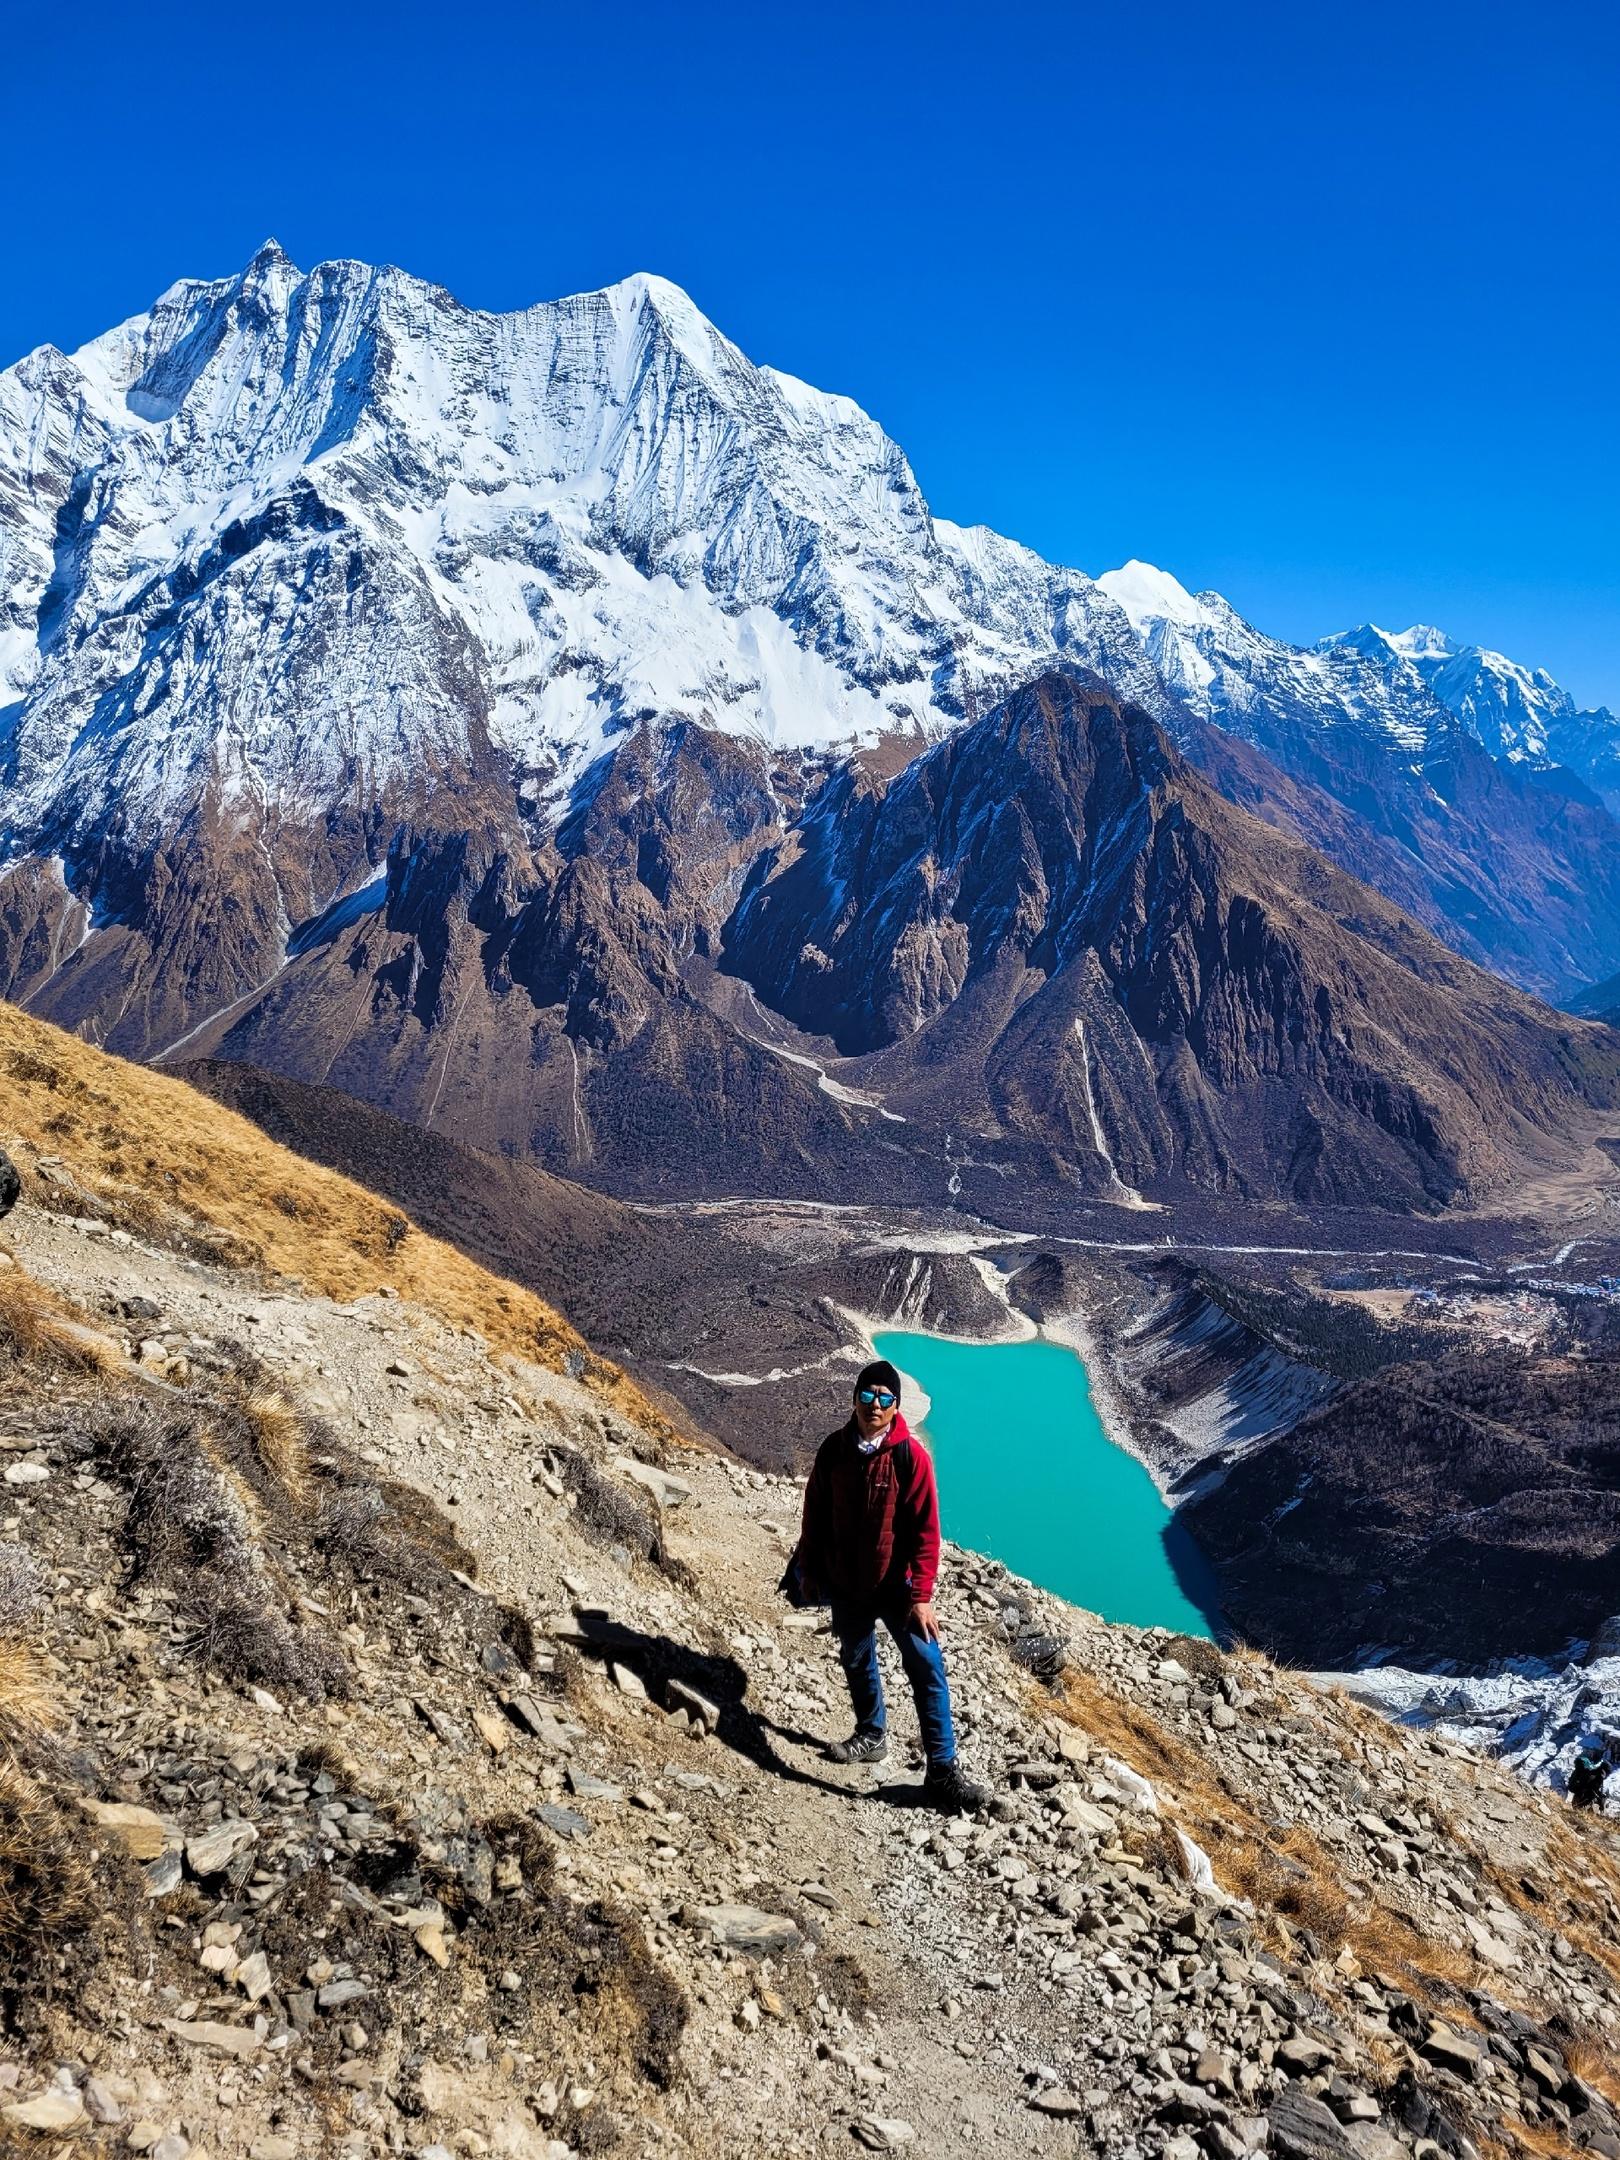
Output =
[{"x1": 857, "y1": 1388, "x2": 897, "y2": 1408}]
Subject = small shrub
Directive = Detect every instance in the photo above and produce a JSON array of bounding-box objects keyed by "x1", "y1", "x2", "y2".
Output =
[
  {"x1": 210, "y1": 1381, "x2": 313, "y2": 1506},
  {"x1": 0, "y1": 1642, "x2": 53, "y2": 1736},
  {"x1": 549, "y1": 1446, "x2": 666, "y2": 1566},
  {"x1": 84, "y1": 1397, "x2": 349, "y2": 1702},
  {"x1": 0, "y1": 1546, "x2": 46, "y2": 1631},
  {"x1": 0, "y1": 1759, "x2": 98, "y2": 1999},
  {"x1": 0, "y1": 1272, "x2": 105, "y2": 1375}
]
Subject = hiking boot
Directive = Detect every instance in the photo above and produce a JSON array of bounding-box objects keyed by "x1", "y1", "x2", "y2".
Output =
[
  {"x1": 924, "y1": 1759, "x2": 988, "y2": 1814},
  {"x1": 826, "y1": 1727, "x2": 889, "y2": 1765}
]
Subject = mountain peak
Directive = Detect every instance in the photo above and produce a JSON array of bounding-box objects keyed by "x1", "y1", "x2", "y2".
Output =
[
  {"x1": 1094, "y1": 559, "x2": 1214, "y2": 631},
  {"x1": 1385, "y1": 622, "x2": 1455, "y2": 662},
  {"x1": 237, "y1": 237, "x2": 301, "y2": 297},
  {"x1": 578, "y1": 270, "x2": 731, "y2": 374}
]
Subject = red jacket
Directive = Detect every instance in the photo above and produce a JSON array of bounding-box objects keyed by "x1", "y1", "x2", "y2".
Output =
[{"x1": 797, "y1": 1413, "x2": 941, "y2": 1607}]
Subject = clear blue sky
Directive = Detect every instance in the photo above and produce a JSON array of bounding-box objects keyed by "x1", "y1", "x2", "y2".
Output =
[{"x1": 7, "y1": 0, "x2": 1617, "y2": 705}]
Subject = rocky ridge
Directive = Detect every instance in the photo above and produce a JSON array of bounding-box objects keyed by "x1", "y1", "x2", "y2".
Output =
[
  {"x1": 1, "y1": 1018, "x2": 1619, "y2": 2159},
  {"x1": 1320, "y1": 624, "x2": 1620, "y2": 815},
  {"x1": 1101, "y1": 569, "x2": 1620, "y2": 997}
]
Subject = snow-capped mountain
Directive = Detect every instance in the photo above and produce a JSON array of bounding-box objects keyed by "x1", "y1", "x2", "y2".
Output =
[
  {"x1": 1096, "y1": 563, "x2": 1620, "y2": 996},
  {"x1": 1321, "y1": 621, "x2": 1620, "y2": 810},
  {"x1": 0, "y1": 240, "x2": 1161, "y2": 868},
  {"x1": 3, "y1": 243, "x2": 1620, "y2": 1213},
  {"x1": 1097, "y1": 561, "x2": 1437, "y2": 752}
]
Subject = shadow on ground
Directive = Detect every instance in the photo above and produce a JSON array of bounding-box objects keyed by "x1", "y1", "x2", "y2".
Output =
[{"x1": 573, "y1": 1609, "x2": 855, "y2": 1798}]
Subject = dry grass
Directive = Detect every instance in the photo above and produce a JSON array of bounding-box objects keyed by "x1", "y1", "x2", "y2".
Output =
[
  {"x1": 0, "y1": 1758, "x2": 97, "y2": 1992},
  {"x1": 84, "y1": 1391, "x2": 350, "y2": 1703},
  {"x1": 0, "y1": 1001, "x2": 670, "y2": 1436},
  {"x1": 0, "y1": 1644, "x2": 54, "y2": 1739},
  {"x1": 231, "y1": 1386, "x2": 312, "y2": 1505},
  {"x1": 1564, "y1": 2036, "x2": 1620, "y2": 2112},
  {"x1": 0, "y1": 1268, "x2": 112, "y2": 1376},
  {"x1": 1493, "y1": 2123, "x2": 1589, "y2": 2160}
]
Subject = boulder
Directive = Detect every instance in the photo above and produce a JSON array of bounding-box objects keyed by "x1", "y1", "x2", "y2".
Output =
[
  {"x1": 83, "y1": 1799, "x2": 172, "y2": 1860},
  {"x1": 185, "y1": 1819, "x2": 258, "y2": 1875},
  {"x1": 666, "y1": 1676, "x2": 722, "y2": 1732},
  {"x1": 1419, "y1": 2022, "x2": 1481, "y2": 2080},
  {"x1": 161, "y1": 2016, "x2": 261, "y2": 2059},
  {"x1": 2, "y1": 2090, "x2": 85, "y2": 2131},
  {"x1": 613, "y1": 1456, "x2": 693, "y2": 1510}
]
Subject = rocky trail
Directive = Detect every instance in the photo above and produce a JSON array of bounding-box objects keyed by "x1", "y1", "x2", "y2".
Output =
[{"x1": 1, "y1": 1022, "x2": 1619, "y2": 2160}]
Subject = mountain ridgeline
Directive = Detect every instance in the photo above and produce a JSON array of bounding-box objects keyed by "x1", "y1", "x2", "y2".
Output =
[
  {"x1": 2, "y1": 245, "x2": 1620, "y2": 1217},
  {"x1": 725, "y1": 674, "x2": 1620, "y2": 1209}
]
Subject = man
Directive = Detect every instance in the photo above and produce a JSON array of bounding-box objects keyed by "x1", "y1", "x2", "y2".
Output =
[{"x1": 795, "y1": 1359, "x2": 986, "y2": 1813}]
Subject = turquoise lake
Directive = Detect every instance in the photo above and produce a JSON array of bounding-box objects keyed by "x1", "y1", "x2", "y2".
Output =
[{"x1": 872, "y1": 1329, "x2": 1222, "y2": 1637}]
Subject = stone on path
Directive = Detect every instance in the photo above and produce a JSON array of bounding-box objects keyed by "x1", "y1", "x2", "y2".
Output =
[
  {"x1": 472, "y1": 1708, "x2": 511, "y2": 1754},
  {"x1": 613, "y1": 1456, "x2": 693, "y2": 1510},
  {"x1": 565, "y1": 1768, "x2": 625, "y2": 1802},
  {"x1": 853, "y1": 2118, "x2": 916, "y2": 2151},
  {"x1": 1028, "y1": 2087, "x2": 1087, "y2": 2116},
  {"x1": 1419, "y1": 2022, "x2": 1481, "y2": 2080},
  {"x1": 2, "y1": 2090, "x2": 86, "y2": 2131},
  {"x1": 161, "y1": 2016, "x2": 261, "y2": 2060},
  {"x1": 83, "y1": 1798, "x2": 171, "y2": 1860},
  {"x1": 666, "y1": 1676, "x2": 722, "y2": 1732},
  {"x1": 536, "y1": 1802, "x2": 591, "y2": 1840},
  {"x1": 184, "y1": 1819, "x2": 257, "y2": 1875},
  {"x1": 683, "y1": 1903, "x2": 801, "y2": 1954}
]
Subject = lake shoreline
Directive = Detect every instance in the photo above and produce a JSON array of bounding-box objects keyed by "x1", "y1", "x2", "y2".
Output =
[
  {"x1": 869, "y1": 1324, "x2": 1220, "y2": 1635},
  {"x1": 835, "y1": 1287, "x2": 1182, "y2": 1507}
]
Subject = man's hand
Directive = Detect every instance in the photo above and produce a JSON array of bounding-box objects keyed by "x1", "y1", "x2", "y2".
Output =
[{"x1": 910, "y1": 1599, "x2": 942, "y2": 1642}]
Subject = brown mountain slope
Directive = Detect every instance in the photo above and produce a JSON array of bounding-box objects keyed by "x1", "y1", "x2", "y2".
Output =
[
  {"x1": 13, "y1": 675, "x2": 1617, "y2": 1220},
  {"x1": 1184, "y1": 1343, "x2": 1620, "y2": 1666},
  {"x1": 1179, "y1": 686, "x2": 1620, "y2": 1000},
  {"x1": 155, "y1": 726, "x2": 906, "y2": 1202},
  {"x1": 0, "y1": 999, "x2": 662, "y2": 1434},
  {"x1": 724, "y1": 671, "x2": 1620, "y2": 1211}
]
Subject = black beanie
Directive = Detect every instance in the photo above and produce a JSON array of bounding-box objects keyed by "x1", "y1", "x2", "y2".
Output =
[{"x1": 854, "y1": 1359, "x2": 902, "y2": 1400}]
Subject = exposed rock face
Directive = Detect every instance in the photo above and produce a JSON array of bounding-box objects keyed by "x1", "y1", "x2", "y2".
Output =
[
  {"x1": 0, "y1": 246, "x2": 1165, "y2": 1068},
  {"x1": 119, "y1": 671, "x2": 1620, "y2": 1220},
  {"x1": 1186, "y1": 708, "x2": 1620, "y2": 1000},
  {"x1": 1326, "y1": 619, "x2": 1620, "y2": 816},
  {"x1": 725, "y1": 672, "x2": 1620, "y2": 1210}
]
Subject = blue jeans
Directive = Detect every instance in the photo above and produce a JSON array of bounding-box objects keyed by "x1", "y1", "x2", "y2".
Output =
[{"x1": 831, "y1": 1600, "x2": 956, "y2": 1767}]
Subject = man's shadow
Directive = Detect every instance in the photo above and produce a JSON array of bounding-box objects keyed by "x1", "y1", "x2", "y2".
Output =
[{"x1": 571, "y1": 1608, "x2": 859, "y2": 1799}]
